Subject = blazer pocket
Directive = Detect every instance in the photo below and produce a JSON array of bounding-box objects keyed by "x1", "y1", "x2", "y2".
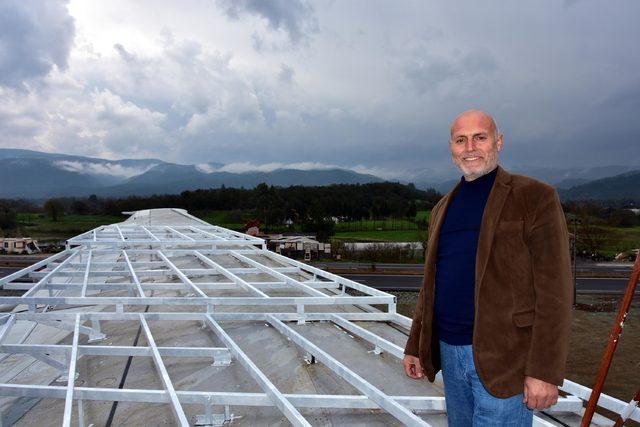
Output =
[{"x1": 512, "y1": 309, "x2": 535, "y2": 327}]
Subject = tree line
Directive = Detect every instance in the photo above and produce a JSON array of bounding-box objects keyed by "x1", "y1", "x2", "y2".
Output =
[{"x1": 0, "y1": 182, "x2": 442, "y2": 237}]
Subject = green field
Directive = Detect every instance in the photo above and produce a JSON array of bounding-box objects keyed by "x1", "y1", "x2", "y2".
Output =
[
  {"x1": 597, "y1": 226, "x2": 640, "y2": 257},
  {"x1": 333, "y1": 230, "x2": 422, "y2": 242},
  {"x1": 14, "y1": 213, "x2": 125, "y2": 240},
  {"x1": 415, "y1": 210, "x2": 430, "y2": 221},
  {"x1": 192, "y1": 210, "x2": 253, "y2": 231},
  {"x1": 7, "y1": 210, "x2": 638, "y2": 258},
  {"x1": 333, "y1": 211, "x2": 430, "y2": 232}
]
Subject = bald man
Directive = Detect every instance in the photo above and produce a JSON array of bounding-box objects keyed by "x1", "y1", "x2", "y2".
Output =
[{"x1": 403, "y1": 110, "x2": 572, "y2": 426}]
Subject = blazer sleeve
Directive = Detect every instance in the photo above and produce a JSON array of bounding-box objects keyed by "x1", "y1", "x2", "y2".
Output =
[
  {"x1": 404, "y1": 204, "x2": 438, "y2": 357},
  {"x1": 524, "y1": 186, "x2": 573, "y2": 385}
]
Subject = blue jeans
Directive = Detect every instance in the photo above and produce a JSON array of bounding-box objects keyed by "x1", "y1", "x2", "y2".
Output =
[{"x1": 439, "y1": 341, "x2": 533, "y2": 426}]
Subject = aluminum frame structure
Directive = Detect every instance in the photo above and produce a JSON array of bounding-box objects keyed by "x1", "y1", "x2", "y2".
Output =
[{"x1": 0, "y1": 208, "x2": 637, "y2": 426}]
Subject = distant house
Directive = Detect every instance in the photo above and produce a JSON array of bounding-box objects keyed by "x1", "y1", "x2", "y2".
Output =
[
  {"x1": 0, "y1": 238, "x2": 41, "y2": 254},
  {"x1": 267, "y1": 235, "x2": 331, "y2": 261}
]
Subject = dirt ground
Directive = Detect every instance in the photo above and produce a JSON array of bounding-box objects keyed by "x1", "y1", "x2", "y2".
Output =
[{"x1": 394, "y1": 292, "x2": 640, "y2": 407}]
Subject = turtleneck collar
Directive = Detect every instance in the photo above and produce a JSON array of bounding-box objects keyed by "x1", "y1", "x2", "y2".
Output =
[{"x1": 460, "y1": 166, "x2": 498, "y2": 187}]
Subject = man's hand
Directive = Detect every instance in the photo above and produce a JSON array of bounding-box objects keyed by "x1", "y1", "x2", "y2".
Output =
[
  {"x1": 523, "y1": 376, "x2": 558, "y2": 409},
  {"x1": 403, "y1": 355, "x2": 424, "y2": 379}
]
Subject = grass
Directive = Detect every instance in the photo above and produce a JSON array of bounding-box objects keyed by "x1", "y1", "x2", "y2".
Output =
[
  {"x1": 192, "y1": 210, "x2": 253, "y2": 231},
  {"x1": 415, "y1": 210, "x2": 431, "y2": 221},
  {"x1": 335, "y1": 219, "x2": 418, "y2": 232},
  {"x1": 13, "y1": 213, "x2": 126, "y2": 240},
  {"x1": 333, "y1": 230, "x2": 422, "y2": 242},
  {"x1": 590, "y1": 225, "x2": 640, "y2": 258}
]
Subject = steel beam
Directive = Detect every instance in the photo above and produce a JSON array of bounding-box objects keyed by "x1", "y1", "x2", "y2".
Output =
[
  {"x1": 193, "y1": 251, "x2": 268, "y2": 297},
  {"x1": 229, "y1": 251, "x2": 326, "y2": 298},
  {"x1": 62, "y1": 315, "x2": 80, "y2": 426},
  {"x1": 0, "y1": 250, "x2": 71, "y2": 285},
  {"x1": 204, "y1": 314, "x2": 310, "y2": 427},
  {"x1": 122, "y1": 250, "x2": 145, "y2": 297},
  {"x1": 267, "y1": 315, "x2": 429, "y2": 427},
  {"x1": 156, "y1": 250, "x2": 207, "y2": 298},
  {"x1": 330, "y1": 314, "x2": 405, "y2": 359},
  {"x1": 139, "y1": 314, "x2": 189, "y2": 426},
  {"x1": 23, "y1": 250, "x2": 81, "y2": 298},
  {"x1": 81, "y1": 249, "x2": 92, "y2": 297}
]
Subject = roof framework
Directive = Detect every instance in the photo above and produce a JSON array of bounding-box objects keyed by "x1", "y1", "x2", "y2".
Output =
[{"x1": 0, "y1": 208, "x2": 636, "y2": 426}]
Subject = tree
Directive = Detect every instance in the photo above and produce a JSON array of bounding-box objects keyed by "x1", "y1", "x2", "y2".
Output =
[
  {"x1": 577, "y1": 220, "x2": 611, "y2": 259},
  {"x1": 71, "y1": 199, "x2": 89, "y2": 215},
  {"x1": 0, "y1": 202, "x2": 17, "y2": 230},
  {"x1": 406, "y1": 201, "x2": 418, "y2": 219},
  {"x1": 44, "y1": 199, "x2": 64, "y2": 222}
]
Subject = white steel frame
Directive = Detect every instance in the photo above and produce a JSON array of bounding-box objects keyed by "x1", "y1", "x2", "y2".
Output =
[{"x1": 0, "y1": 210, "x2": 636, "y2": 426}]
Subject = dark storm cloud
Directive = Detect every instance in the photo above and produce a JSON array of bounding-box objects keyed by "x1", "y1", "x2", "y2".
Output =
[
  {"x1": 1, "y1": 1, "x2": 639, "y2": 178},
  {"x1": 0, "y1": 0, "x2": 75, "y2": 88},
  {"x1": 216, "y1": 0, "x2": 316, "y2": 44},
  {"x1": 404, "y1": 50, "x2": 499, "y2": 96}
]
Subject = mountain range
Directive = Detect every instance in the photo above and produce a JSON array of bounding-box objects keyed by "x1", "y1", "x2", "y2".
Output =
[
  {"x1": 0, "y1": 148, "x2": 637, "y2": 200},
  {"x1": 0, "y1": 149, "x2": 383, "y2": 199}
]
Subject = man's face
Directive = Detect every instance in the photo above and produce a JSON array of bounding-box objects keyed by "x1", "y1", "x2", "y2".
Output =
[{"x1": 449, "y1": 112, "x2": 503, "y2": 181}]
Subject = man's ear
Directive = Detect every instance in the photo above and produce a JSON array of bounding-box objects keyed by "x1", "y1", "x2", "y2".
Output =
[{"x1": 496, "y1": 133, "x2": 504, "y2": 152}]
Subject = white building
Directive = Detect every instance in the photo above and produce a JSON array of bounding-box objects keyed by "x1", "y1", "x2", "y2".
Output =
[{"x1": 0, "y1": 238, "x2": 40, "y2": 254}]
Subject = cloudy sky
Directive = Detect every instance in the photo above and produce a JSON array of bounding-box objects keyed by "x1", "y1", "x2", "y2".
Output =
[{"x1": 0, "y1": 0, "x2": 638, "y2": 180}]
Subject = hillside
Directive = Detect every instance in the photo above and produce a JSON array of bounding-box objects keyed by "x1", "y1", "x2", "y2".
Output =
[{"x1": 560, "y1": 170, "x2": 640, "y2": 200}]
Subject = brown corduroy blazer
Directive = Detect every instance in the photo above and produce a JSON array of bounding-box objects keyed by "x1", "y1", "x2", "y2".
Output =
[{"x1": 404, "y1": 166, "x2": 573, "y2": 398}]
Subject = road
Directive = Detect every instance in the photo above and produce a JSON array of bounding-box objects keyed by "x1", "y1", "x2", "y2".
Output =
[
  {"x1": 1, "y1": 264, "x2": 634, "y2": 295},
  {"x1": 313, "y1": 260, "x2": 633, "y2": 274},
  {"x1": 343, "y1": 274, "x2": 636, "y2": 294}
]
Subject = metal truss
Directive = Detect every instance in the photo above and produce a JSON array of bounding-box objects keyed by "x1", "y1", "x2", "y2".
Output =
[{"x1": 0, "y1": 209, "x2": 636, "y2": 426}]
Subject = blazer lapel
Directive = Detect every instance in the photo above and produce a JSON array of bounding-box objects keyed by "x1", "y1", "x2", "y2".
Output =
[
  {"x1": 475, "y1": 166, "x2": 512, "y2": 289},
  {"x1": 425, "y1": 181, "x2": 460, "y2": 267}
]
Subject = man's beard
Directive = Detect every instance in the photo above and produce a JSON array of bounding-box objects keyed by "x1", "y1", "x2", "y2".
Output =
[{"x1": 453, "y1": 151, "x2": 499, "y2": 181}]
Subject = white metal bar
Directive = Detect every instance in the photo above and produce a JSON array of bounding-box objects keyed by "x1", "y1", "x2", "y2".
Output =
[
  {"x1": 0, "y1": 343, "x2": 229, "y2": 359},
  {"x1": 0, "y1": 315, "x2": 16, "y2": 343},
  {"x1": 141, "y1": 225, "x2": 161, "y2": 241},
  {"x1": 188, "y1": 225, "x2": 222, "y2": 240},
  {"x1": 193, "y1": 251, "x2": 268, "y2": 297},
  {"x1": 204, "y1": 314, "x2": 310, "y2": 427},
  {"x1": 115, "y1": 224, "x2": 126, "y2": 242},
  {"x1": 155, "y1": 250, "x2": 207, "y2": 298},
  {"x1": 165, "y1": 226, "x2": 195, "y2": 241},
  {"x1": 1, "y1": 295, "x2": 393, "y2": 306},
  {"x1": 139, "y1": 314, "x2": 189, "y2": 426},
  {"x1": 80, "y1": 250, "x2": 92, "y2": 297},
  {"x1": 561, "y1": 379, "x2": 640, "y2": 422},
  {"x1": 122, "y1": 250, "x2": 145, "y2": 297},
  {"x1": 14, "y1": 311, "x2": 395, "y2": 323},
  {"x1": 0, "y1": 249, "x2": 71, "y2": 285},
  {"x1": 0, "y1": 383, "x2": 589, "y2": 412},
  {"x1": 267, "y1": 315, "x2": 429, "y2": 427},
  {"x1": 262, "y1": 249, "x2": 389, "y2": 297},
  {"x1": 330, "y1": 314, "x2": 405, "y2": 359},
  {"x1": 229, "y1": 251, "x2": 326, "y2": 297},
  {"x1": 62, "y1": 315, "x2": 80, "y2": 427},
  {"x1": 5, "y1": 281, "x2": 338, "y2": 291},
  {"x1": 23, "y1": 250, "x2": 81, "y2": 297}
]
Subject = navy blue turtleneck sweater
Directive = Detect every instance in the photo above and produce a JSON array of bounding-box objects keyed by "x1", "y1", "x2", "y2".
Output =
[{"x1": 434, "y1": 167, "x2": 498, "y2": 345}]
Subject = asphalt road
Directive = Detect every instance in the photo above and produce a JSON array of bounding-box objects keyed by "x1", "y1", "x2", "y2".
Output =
[
  {"x1": 0, "y1": 267, "x2": 20, "y2": 278},
  {"x1": 343, "y1": 274, "x2": 637, "y2": 294},
  {"x1": 0, "y1": 266, "x2": 635, "y2": 294},
  {"x1": 313, "y1": 260, "x2": 633, "y2": 274}
]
